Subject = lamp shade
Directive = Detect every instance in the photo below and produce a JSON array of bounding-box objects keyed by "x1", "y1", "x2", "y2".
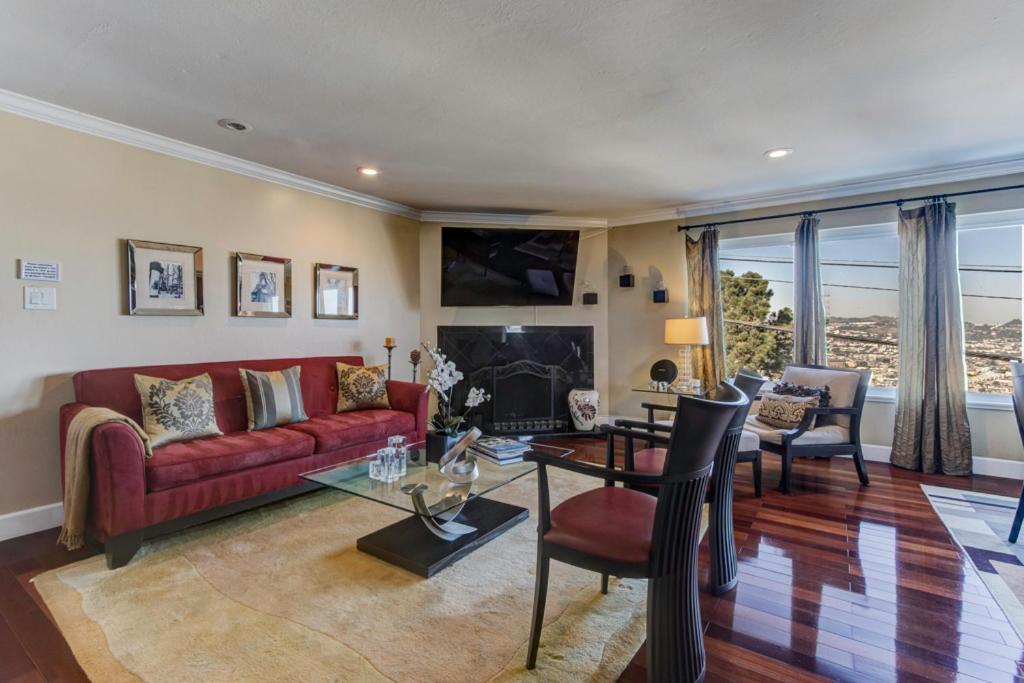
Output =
[{"x1": 664, "y1": 317, "x2": 709, "y2": 345}]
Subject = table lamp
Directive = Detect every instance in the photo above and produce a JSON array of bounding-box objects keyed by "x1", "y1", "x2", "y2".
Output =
[{"x1": 664, "y1": 317, "x2": 709, "y2": 390}]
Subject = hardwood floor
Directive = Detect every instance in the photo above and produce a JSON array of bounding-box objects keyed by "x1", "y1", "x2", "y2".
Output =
[{"x1": 2, "y1": 443, "x2": 1022, "y2": 682}]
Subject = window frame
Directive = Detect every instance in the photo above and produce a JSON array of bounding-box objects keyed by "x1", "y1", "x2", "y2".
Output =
[{"x1": 718, "y1": 208, "x2": 1023, "y2": 411}]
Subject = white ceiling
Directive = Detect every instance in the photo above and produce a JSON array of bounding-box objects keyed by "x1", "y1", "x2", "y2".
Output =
[{"x1": 2, "y1": 1, "x2": 1023, "y2": 219}]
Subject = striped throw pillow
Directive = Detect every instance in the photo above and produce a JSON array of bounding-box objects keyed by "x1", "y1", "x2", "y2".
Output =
[{"x1": 238, "y1": 366, "x2": 308, "y2": 431}]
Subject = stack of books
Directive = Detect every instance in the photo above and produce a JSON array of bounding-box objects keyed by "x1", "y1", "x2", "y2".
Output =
[{"x1": 470, "y1": 436, "x2": 531, "y2": 465}]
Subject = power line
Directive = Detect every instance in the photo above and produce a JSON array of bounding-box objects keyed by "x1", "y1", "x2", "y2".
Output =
[
  {"x1": 720, "y1": 273, "x2": 1022, "y2": 301},
  {"x1": 720, "y1": 255, "x2": 1022, "y2": 274}
]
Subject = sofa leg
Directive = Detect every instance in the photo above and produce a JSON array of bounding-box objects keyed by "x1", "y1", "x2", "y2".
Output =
[{"x1": 105, "y1": 530, "x2": 143, "y2": 569}]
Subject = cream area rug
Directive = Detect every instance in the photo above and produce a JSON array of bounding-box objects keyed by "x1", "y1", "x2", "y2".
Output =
[
  {"x1": 922, "y1": 484, "x2": 1024, "y2": 642},
  {"x1": 35, "y1": 468, "x2": 709, "y2": 683}
]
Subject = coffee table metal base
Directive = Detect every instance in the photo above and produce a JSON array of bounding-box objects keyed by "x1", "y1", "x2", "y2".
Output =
[{"x1": 356, "y1": 498, "x2": 529, "y2": 578}]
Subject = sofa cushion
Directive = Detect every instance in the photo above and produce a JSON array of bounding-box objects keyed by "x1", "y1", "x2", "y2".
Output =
[
  {"x1": 134, "y1": 372, "x2": 222, "y2": 448},
  {"x1": 239, "y1": 365, "x2": 308, "y2": 430},
  {"x1": 146, "y1": 428, "x2": 315, "y2": 492},
  {"x1": 336, "y1": 363, "x2": 391, "y2": 412},
  {"x1": 284, "y1": 410, "x2": 415, "y2": 454}
]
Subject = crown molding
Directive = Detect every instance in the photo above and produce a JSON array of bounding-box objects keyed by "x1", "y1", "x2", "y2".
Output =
[
  {"x1": 4, "y1": 88, "x2": 1024, "y2": 230},
  {"x1": 420, "y1": 210, "x2": 607, "y2": 228},
  {"x1": 0, "y1": 88, "x2": 422, "y2": 221},
  {"x1": 607, "y1": 154, "x2": 1024, "y2": 227}
]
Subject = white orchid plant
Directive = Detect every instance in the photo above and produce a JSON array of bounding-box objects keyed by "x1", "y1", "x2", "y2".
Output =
[{"x1": 423, "y1": 343, "x2": 491, "y2": 436}]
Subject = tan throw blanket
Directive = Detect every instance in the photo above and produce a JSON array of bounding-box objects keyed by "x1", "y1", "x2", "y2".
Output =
[{"x1": 59, "y1": 407, "x2": 152, "y2": 550}]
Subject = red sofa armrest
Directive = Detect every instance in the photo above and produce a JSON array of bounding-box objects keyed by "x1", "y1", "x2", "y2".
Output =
[
  {"x1": 386, "y1": 380, "x2": 429, "y2": 441},
  {"x1": 59, "y1": 402, "x2": 147, "y2": 541}
]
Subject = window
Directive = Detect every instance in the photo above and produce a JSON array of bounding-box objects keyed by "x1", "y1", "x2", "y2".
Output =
[
  {"x1": 956, "y1": 216, "x2": 1022, "y2": 394},
  {"x1": 818, "y1": 224, "x2": 900, "y2": 388},
  {"x1": 719, "y1": 210, "x2": 1023, "y2": 395},
  {"x1": 720, "y1": 234, "x2": 794, "y2": 380}
]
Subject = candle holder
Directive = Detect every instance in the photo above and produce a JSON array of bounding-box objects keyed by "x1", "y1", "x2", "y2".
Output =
[
  {"x1": 384, "y1": 341, "x2": 397, "y2": 380},
  {"x1": 409, "y1": 349, "x2": 422, "y2": 382}
]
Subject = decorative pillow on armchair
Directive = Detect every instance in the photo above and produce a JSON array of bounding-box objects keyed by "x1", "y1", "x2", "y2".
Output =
[
  {"x1": 756, "y1": 392, "x2": 820, "y2": 430},
  {"x1": 134, "y1": 373, "x2": 222, "y2": 448},
  {"x1": 336, "y1": 362, "x2": 391, "y2": 412},
  {"x1": 239, "y1": 365, "x2": 309, "y2": 430}
]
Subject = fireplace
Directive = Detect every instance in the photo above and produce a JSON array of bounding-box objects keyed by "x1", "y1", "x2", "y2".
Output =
[{"x1": 437, "y1": 326, "x2": 594, "y2": 435}]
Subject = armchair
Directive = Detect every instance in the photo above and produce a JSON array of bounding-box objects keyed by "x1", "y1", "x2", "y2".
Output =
[
  {"x1": 743, "y1": 364, "x2": 871, "y2": 494},
  {"x1": 613, "y1": 373, "x2": 765, "y2": 595},
  {"x1": 525, "y1": 385, "x2": 746, "y2": 683}
]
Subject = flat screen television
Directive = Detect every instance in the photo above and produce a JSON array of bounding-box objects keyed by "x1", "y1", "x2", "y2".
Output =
[{"x1": 441, "y1": 227, "x2": 580, "y2": 307}]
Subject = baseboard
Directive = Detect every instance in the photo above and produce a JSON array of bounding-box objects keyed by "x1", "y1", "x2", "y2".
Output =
[
  {"x1": 843, "y1": 444, "x2": 1024, "y2": 480},
  {"x1": 0, "y1": 502, "x2": 63, "y2": 542}
]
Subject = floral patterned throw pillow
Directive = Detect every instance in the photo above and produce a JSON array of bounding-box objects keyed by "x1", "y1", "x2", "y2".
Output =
[
  {"x1": 336, "y1": 363, "x2": 391, "y2": 412},
  {"x1": 133, "y1": 373, "x2": 222, "y2": 448}
]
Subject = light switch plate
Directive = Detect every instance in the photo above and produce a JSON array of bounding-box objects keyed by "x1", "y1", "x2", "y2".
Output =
[{"x1": 24, "y1": 286, "x2": 57, "y2": 310}]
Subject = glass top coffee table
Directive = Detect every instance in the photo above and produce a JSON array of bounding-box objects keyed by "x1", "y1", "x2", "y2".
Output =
[{"x1": 300, "y1": 439, "x2": 573, "y2": 577}]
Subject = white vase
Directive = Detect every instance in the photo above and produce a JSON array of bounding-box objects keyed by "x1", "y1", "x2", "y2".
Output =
[{"x1": 568, "y1": 388, "x2": 599, "y2": 432}]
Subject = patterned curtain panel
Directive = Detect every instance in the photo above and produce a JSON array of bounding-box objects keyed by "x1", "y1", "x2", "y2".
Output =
[
  {"x1": 685, "y1": 227, "x2": 727, "y2": 389},
  {"x1": 891, "y1": 200, "x2": 973, "y2": 474},
  {"x1": 793, "y1": 215, "x2": 828, "y2": 365}
]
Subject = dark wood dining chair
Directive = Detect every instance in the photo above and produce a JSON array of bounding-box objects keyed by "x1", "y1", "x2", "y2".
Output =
[
  {"x1": 1008, "y1": 361, "x2": 1024, "y2": 543},
  {"x1": 614, "y1": 372, "x2": 765, "y2": 595},
  {"x1": 524, "y1": 384, "x2": 746, "y2": 683}
]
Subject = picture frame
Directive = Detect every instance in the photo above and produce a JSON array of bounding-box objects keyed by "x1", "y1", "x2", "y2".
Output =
[
  {"x1": 127, "y1": 239, "x2": 204, "y2": 316},
  {"x1": 314, "y1": 263, "x2": 359, "y2": 319},
  {"x1": 236, "y1": 252, "x2": 292, "y2": 318}
]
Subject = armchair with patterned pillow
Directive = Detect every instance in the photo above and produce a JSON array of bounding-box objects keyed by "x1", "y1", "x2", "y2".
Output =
[{"x1": 744, "y1": 364, "x2": 872, "y2": 494}]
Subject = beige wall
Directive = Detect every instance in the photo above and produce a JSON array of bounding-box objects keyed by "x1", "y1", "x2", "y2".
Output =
[
  {"x1": 607, "y1": 220, "x2": 689, "y2": 416},
  {"x1": 418, "y1": 223, "x2": 610, "y2": 410},
  {"x1": 608, "y1": 174, "x2": 1024, "y2": 462},
  {"x1": 0, "y1": 112, "x2": 421, "y2": 515}
]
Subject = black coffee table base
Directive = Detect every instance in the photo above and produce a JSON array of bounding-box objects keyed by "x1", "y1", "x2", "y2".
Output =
[{"x1": 356, "y1": 498, "x2": 529, "y2": 577}]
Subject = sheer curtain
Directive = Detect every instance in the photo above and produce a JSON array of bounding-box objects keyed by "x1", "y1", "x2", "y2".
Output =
[
  {"x1": 793, "y1": 214, "x2": 828, "y2": 365},
  {"x1": 685, "y1": 227, "x2": 727, "y2": 388},
  {"x1": 890, "y1": 200, "x2": 972, "y2": 474}
]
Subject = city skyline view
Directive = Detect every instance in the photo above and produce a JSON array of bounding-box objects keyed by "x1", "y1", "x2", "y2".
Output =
[{"x1": 720, "y1": 220, "x2": 1023, "y2": 394}]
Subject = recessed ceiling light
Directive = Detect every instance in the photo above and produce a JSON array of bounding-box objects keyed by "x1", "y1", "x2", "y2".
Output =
[
  {"x1": 358, "y1": 167, "x2": 379, "y2": 176},
  {"x1": 217, "y1": 118, "x2": 251, "y2": 132},
  {"x1": 764, "y1": 147, "x2": 793, "y2": 159}
]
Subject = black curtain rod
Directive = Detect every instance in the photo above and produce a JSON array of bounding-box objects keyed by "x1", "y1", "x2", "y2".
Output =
[{"x1": 676, "y1": 182, "x2": 1024, "y2": 232}]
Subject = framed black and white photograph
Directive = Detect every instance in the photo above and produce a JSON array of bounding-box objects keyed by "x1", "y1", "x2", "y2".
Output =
[
  {"x1": 314, "y1": 263, "x2": 358, "y2": 319},
  {"x1": 127, "y1": 239, "x2": 203, "y2": 316},
  {"x1": 236, "y1": 252, "x2": 291, "y2": 317}
]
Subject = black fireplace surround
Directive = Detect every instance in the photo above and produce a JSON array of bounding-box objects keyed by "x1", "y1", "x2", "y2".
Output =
[{"x1": 437, "y1": 326, "x2": 595, "y2": 435}]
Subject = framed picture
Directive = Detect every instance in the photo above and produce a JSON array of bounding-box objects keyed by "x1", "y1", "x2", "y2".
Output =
[
  {"x1": 236, "y1": 252, "x2": 291, "y2": 317},
  {"x1": 127, "y1": 239, "x2": 203, "y2": 316},
  {"x1": 314, "y1": 263, "x2": 359, "y2": 319}
]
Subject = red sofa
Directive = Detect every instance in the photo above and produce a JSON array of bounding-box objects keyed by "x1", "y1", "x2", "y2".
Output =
[{"x1": 59, "y1": 355, "x2": 427, "y2": 568}]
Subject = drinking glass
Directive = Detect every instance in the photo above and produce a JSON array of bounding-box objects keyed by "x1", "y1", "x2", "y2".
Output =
[
  {"x1": 389, "y1": 436, "x2": 408, "y2": 477},
  {"x1": 381, "y1": 446, "x2": 399, "y2": 483}
]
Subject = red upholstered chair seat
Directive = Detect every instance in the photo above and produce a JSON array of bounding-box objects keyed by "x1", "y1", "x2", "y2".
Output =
[
  {"x1": 633, "y1": 447, "x2": 666, "y2": 474},
  {"x1": 146, "y1": 428, "x2": 316, "y2": 492},
  {"x1": 544, "y1": 487, "x2": 657, "y2": 564},
  {"x1": 284, "y1": 410, "x2": 415, "y2": 454}
]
